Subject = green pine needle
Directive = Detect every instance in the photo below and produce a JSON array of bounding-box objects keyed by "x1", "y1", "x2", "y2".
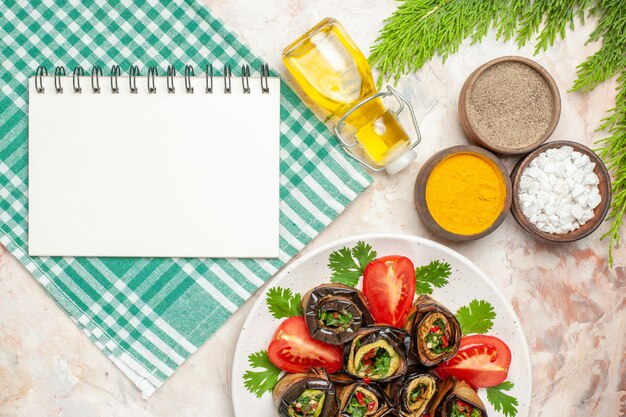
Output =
[
  {"x1": 370, "y1": 0, "x2": 626, "y2": 262},
  {"x1": 596, "y1": 71, "x2": 626, "y2": 266}
]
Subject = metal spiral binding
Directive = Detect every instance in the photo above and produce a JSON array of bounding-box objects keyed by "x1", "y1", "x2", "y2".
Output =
[
  {"x1": 35, "y1": 62, "x2": 271, "y2": 95},
  {"x1": 241, "y1": 64, "x2": 250, "y2": 94},
  {"x1": 147, "y1": 66, "x2": 158, "y2": 94},
  {"x1": 260, "y1": 63, "x2": 270, "y2": 94},
  {"x1": 91, "y1": 66, "x2": 102, "y2": 93},
  {"x1": 166, "y1": 65, "x2": 176, "y2": 93},
  {"x1": 223, "y1": 65, "x2": 232, "y2": 94},
  {"x1": 205, "y1": 64, "x2": 213, "y2": 93},
  {"x1": 54, "y1": 66, "x2": 65, "y2": 93},
  {"x1": 110, "y1": 65, "x2": 121, "y2": 94},
  {"x1": 129, "y1": 65, "x2": 140, "y2": 94},
  {"x1": 35, "y1": 66, "x2": 47, "y2": 93},
  {"x1": 72, "y1": 66, "x2": 84, "y2": 93},
  {"x1": 184, "y1": 65, "x2": 195, "y2": 93}
]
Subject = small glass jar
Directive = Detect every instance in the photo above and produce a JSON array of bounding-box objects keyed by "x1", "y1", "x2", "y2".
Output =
[{"x1": 283, "y1": 18, "x2": 421, "y2": 174}]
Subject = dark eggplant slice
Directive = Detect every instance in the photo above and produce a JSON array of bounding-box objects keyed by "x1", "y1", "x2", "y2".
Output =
[
  {"x1": 385, "y1": 366, "x2": 439, "y2": 417},
  {"x1": 302, "y1": 284, "x2": 374, "y2": 345},
  {"x1": 406, "y1": 295, "x2": 461, "y2": 367},
  {"x1": 329, "y1": 372, "x2": 356, "y2": 387},
  {"x1": 273, "y1": 368, "x2": 337, "y2": 417},
  {"x1": 337, "y1": 382, "x2": 394, "y2": 417},
  {"x1": 427, "y1": 377, "x2": 487, "y2": 417},
  {"x1": 344, "y1": 325, "x2": 409, "y2": 383}
]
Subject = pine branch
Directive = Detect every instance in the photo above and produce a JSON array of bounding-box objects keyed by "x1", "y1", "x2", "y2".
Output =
[
  {"x1": 369, "y1": 0, "x2": 626, "y2": 262},
  {"x1": 596, "y1": 70, "x2": 626, "y2": 265},
  {"x1": 516, "y1": 0, "x2": 593, "y2": 53},
  {"x1": 369, "y1": 0, "x2": 504, "y2": 85},
  {"x1": 571, "y1": 0, "x2": 626, "y2": 92}
]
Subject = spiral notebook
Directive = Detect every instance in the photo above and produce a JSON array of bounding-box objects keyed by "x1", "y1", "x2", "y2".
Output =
[{"x1": 28, "y1": 64, "x2": 280, "y2": 258}]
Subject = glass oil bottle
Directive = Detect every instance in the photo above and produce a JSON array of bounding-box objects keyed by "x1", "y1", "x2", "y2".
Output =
[{"x1": 282, "y1": 18, "x2": 421, "y2": 174}]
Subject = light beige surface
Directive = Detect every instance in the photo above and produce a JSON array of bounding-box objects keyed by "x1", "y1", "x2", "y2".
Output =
[{"x1": 1, "y1": 1, "x2": 624, "y2": 416}]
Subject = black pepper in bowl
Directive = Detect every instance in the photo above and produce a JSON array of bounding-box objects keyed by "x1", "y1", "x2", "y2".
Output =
[{"x1": 459, "y1": 56, "x2": 561, "y2": 155}]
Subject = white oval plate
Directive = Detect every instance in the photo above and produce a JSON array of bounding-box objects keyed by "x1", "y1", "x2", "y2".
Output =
[{"x1": 231, "y1": 233, "x2": 531, "y2": 417}]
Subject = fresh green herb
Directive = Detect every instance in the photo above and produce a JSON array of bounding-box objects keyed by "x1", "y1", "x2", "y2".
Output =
[
  {"x1": 415, "y1": 260, "x2": 451, "y2": 295},
  {"x1": 369, "y1": 0, "x2": 626, "y2": 261},
  {"x1": 425, "y1": 318, "x2": 452, "y2": 354},
  {"x1": 292, "y1": 392, "x2": 324, "y2": 417},
  {"x1": 328, "y1": 241, "x2": 377, "y2": 287},
  {"x1": 450, "y1": 400, "x2": 482, "y2": 417},
  {"x1": 456, "y1": 299, "x2": 496, "y2": 335},
  {"x1": 486, "y1": 381, "x2": 519, "y2": 417},
  {"x1": 370, "y1": 348, "x2": 391, "y2": 377},
  {"x1": 319, "y1": 309, "x2": 353, "y2": 331},
  {"x1": 409, "y1": 383, "x2": 426, "y2": 403},
  {"x1": 243, "y1": 350, "x2": 282, "y2": 398},
  {"x1": 346, "y1": 395, "x2": 369, "y2": 417},
  {"x1": 266, "y1": 287, "x2": 303, "y2": 319}
]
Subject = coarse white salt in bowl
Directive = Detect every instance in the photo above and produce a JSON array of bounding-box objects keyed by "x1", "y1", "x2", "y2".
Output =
[{"x1": 517, "y1": 145, "x2": 601, "y2": 234}]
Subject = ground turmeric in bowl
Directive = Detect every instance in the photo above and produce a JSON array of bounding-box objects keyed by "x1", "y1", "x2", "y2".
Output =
[{"x1": 424, "y1": 153, "x2": 506, "y2": 236}]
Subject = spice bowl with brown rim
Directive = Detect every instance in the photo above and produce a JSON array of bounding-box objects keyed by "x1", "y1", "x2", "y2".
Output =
[
  {"x1": 510, "y1": 140, "x2": 612, "y2": 243},
  {"x1": 459, "y1": 56, "x2": 561, "y2": 155},
  {"x1": 414, "y1": 145, "x2": 512, "y2": 241}
]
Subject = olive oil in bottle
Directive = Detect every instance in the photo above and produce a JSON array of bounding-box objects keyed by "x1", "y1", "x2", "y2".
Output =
[{"x1": 283, "y1": 18, "x2": 416, "y2": 172}]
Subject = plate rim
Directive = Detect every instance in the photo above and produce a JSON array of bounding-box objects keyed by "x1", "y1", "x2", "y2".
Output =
[{"x1": 231, "y1": 232, "x2": 532, "y2": 417}]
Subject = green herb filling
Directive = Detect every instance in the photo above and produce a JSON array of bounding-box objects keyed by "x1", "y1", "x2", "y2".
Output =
[
  {"x1": 356, "y1": 347, "x2": 391, "y2": 377},
  {"x1": 289, "y1": 389, "x2": 325, "y2": 417},
  {"x1": 450, "y1": 400, "x2": 481, "y2": 417},
  {"x1": 318, "y1": 309, "x2": 353, "y2": 331},
  {"x1": 345, "y1": 390, "x2": 377, "y2": 417},
  {"x1": 425, "y1": 318, "x2": 453, "y2": 354}
]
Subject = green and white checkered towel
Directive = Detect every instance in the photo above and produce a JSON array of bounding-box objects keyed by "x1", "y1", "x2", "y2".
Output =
[{"x1": 0, "y1": 0, "x2": 371, "y2": 397}]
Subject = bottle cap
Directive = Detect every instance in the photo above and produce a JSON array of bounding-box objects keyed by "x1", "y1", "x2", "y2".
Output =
[{"x1": 385, "y1": 149, "x2": 417, "y2": 175}]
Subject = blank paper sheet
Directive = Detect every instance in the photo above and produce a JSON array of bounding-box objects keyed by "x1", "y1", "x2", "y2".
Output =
[{"x1": 28, "y1": 75, "x2": 280, "y2": 258}]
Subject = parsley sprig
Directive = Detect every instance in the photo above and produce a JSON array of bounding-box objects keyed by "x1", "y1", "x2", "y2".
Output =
[
  {"x1": 415, "y1": 260, "x2": 451, "y2": 295},
  {"x1": 243, "y1": 350, "x2": 282, "y2": 398},
  {"x1": 486, "y1": 381, "x2": 519, "y2": 417},
  {"x1": 266, "y1": 287, "x2": 303, "y2": 319},
  {"x1": 328, "y1": 241, "x2": 377, "y2": 287},
  {"x1": 455, "y1": 299, "x2": 496, "y2": 335}
]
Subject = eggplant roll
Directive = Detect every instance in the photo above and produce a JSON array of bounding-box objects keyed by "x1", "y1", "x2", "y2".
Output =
[
  {"x1": 337, "y1": 382, "x2": 393, "y2": 417},
  {"x1": 302, "y1": 284, "x2": 374, "y2": 345},
  {"x1": 344, "y1": 326, "x2": 409, "y2": 383},
  {"x1": 385, "y1": 366, "x2": 439, "y2": 417},
  {"x1": 273, "y1": 368, "x2": 337, "y2": 417},
  {"x1": 406, "y1": 295, "x2": 461, "y2": 367},
  {"x1": 427, "y1": 377, "x2": 487, "y2": 417}
]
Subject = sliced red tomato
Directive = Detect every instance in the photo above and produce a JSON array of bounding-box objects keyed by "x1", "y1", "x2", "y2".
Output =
[
  {"x1": 362, "y1": 255, "x2": 416, "y2": 327},
  {"x1": 267, "y1": 316, "x2": 343, "y2": 373},
  {"x1": 435, "y1": 335, "x2": 512, "y2": 388}
]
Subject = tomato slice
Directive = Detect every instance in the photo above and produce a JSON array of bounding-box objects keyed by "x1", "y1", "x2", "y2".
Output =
[
  {"x1": 362, "y1": 255, "x2": 416, "y2": 328},
  {"x1": 267, "y1": 316, "x2": 343, "y2": 373},
  {"x1": 435, "y1": 335, "x2": 512, "y2": 388}
]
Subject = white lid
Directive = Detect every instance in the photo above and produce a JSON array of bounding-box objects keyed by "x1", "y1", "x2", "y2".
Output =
[{"x1": 385, "y1": 149, "x2": 417, "y2": 175}]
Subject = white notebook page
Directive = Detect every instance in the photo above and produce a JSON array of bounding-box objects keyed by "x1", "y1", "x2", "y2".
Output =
[{"x1": 28, "y1": 75, "x2": 280, "y2": 258}]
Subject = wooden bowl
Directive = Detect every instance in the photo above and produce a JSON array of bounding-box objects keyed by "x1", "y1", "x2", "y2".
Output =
[
  {"x1": 414, "y1": 145, "x2": 512, "y2": 241},
  {"x1": 510, "y1": 140, "x2": 612, "y2": 242},
  {"x1": 459, "y1": 56, "x2": 561, "y2": 155}
]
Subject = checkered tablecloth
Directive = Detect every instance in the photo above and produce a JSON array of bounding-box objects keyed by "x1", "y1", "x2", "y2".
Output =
[{"x1": 0, "y1": 0, "x2": 371, "y2": 397}]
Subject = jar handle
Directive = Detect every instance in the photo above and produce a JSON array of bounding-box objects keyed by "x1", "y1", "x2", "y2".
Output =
[{"x1": 334, "y1": 86, "x2": 422, "y2": 172}]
